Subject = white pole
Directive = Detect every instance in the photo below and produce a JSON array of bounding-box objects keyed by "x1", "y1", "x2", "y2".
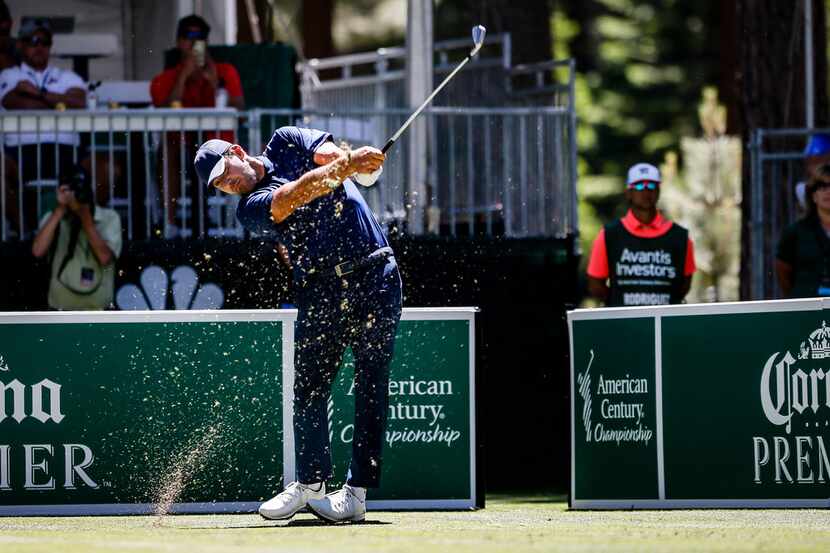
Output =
[
  {"x1": 405, "y1": 0, "x2": 433, "y2": 234},
  {"x1": 805, "y1": 0, "x2": 815, "y2": 129},
  {"x1": 225, "y1": 0, "x2": 238, "y2": 45},
  {"x1": 243, "y1": 0, "x2": 261, "y2": 43}
]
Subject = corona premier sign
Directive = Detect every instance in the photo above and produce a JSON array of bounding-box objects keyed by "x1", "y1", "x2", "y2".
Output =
[
  {"x1": 0, "y1": 309, "x2": 478, "y2": 515},
  {"x1": 569, "y1": 299, "x2": 830, "y2": 509}
]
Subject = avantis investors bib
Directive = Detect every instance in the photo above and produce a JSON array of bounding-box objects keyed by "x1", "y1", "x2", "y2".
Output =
[
  {"x1": 569, "y1": 299, "x2": 830, "y2": 509},
  {"x1": 604, "y1": 220, "x2": 687, "y2": 307}
]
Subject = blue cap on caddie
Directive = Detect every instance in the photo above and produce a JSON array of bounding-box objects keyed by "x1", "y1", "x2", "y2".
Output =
[
  {"x1": 194, "y1": 139, "x2": 233, "y2": 187},
  {"x1": 804, "y1": 133, "x2": 830, "y2": 157}
]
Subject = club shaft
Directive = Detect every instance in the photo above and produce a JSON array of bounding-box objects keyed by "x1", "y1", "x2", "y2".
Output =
[{"x1": 381, "y1": 54, "x2": 474, "y2": 154}]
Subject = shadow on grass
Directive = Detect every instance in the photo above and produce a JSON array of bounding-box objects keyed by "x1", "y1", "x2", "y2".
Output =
[
  {"x1": 487, "y1": 493, "x2": 568, "y2": 505},
  {"x1": 174, "y1": 519, "x2": 392, "y2": 530},
  {"x1": 286, "y1": 519, "x2": 391, "y2": 527}
]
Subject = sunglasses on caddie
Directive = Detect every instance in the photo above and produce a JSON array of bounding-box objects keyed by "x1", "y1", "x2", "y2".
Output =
[
  {"x1": 24, "y1": 35, "x2": 52, "y2": 48},
  {"x1": 628, "y1": 180, "x2": 659, "y2": 191}
]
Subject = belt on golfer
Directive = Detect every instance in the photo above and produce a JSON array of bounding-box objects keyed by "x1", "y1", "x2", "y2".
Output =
[{"x1": 329, "y1": 246, "x2": 394, "y2": 278}]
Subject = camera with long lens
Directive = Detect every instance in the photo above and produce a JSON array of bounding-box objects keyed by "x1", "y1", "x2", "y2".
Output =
[{"x1": 62, "y1": 165, "x2": 93, "y2": 205}]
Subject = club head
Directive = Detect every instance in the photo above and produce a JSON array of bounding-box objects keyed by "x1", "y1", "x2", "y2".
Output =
[{"x1": 471, "y1": 25, "x2": 486, "y2": 56}]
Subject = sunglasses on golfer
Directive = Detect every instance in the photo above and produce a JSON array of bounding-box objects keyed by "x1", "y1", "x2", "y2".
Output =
[{"x1": 628, "y1": 180, "x2": 659, "y2": 191}]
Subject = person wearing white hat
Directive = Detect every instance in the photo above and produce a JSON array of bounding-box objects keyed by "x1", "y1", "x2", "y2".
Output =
[
  {"x1": 586, "y1": 162, "x2": 696, "y2": 307},
  {"x1": 0, "y1": 17, "x2": 86, "y2": 236}
]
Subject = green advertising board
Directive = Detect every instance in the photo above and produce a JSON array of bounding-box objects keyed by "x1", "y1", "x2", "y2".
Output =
[
  {"x1": 569, "y1": 299, "x2": 830, "y2": 509},
  {"x1": 0, "y1": 308, "x2": 477, "y2": 515}
]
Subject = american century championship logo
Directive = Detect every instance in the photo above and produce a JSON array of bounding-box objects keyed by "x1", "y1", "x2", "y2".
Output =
[
  {"x1": 755, "y1": 321, "x2": 830, "y2": 484},
  {"x1": 328, "y1": 375, "x2": 462, "y2": 449},
  {"x1": 577, "y1": 349, "x2": 653, "y2": 447},
  {"x1": 577, "y1": 350, "x2": 593, "y2": 442}
]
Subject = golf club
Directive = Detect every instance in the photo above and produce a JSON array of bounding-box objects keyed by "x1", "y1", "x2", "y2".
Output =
[{"x1": 381, "y1": 24, "x2": 487, "y2": 154}]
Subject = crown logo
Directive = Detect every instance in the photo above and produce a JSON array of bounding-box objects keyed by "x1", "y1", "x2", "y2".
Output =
[{"x1": 800, "y1": 321, "x2": 830, "y2": 360}]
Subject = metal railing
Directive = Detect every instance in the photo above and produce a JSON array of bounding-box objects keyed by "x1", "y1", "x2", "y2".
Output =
[
  {"x1": 0, "y1": 109, "x2": 243, "y2": 242},
  {"x1": 297, "y1": 33, "x2": 515, "y2": 111},
  {"x1": 1, "y1": 105, "x2": 577, "y2": 242},
  {"x1": 748, "y1": 127, "x2": 821, "y2": 299},
  {"x1": 297, "y1": 33, "x2": 574, "y2": 112}
]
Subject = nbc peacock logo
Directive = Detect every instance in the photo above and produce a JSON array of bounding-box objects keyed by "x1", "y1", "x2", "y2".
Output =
[{"x1": 115, "y1": 265, "x2": 224, "y2": 310}]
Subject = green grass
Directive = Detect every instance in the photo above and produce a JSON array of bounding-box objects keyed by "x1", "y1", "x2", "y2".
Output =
[{"x1": 2, "y1": 494, "x2": 830, "y2": 553}]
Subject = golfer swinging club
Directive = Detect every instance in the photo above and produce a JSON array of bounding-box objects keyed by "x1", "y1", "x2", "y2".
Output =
[{"x1": 194, "y1": 127, "x2": 402, "y2": 523}]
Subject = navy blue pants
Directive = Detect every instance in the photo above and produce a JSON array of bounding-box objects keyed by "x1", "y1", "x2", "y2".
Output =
[{"x1": 293, "y1": 257, "x2": 402, "y2": 488}]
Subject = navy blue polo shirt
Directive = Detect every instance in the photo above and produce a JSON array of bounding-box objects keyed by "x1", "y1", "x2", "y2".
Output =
[{"x1": 236, "y1": 126, "x2": 390, "y2": 283}]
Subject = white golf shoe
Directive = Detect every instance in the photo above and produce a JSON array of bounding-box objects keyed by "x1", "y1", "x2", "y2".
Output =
[
  {"x1": 307, "y1": 484, "x2": 366, "y2": 523},
  {"x1": 259, "y1": 481, "x2": 325, "y2": 520}
]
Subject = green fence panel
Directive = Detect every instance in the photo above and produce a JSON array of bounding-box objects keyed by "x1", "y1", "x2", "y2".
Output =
[
  {"x1": 569, "y1": 299, "x2": 830, "y2": 509},
  {"x1": 324, "y1": 318, "x2": 473, "y2": 503},
  {"x1": 0, "y1": 316, "x2": 283, "y2": 513},
  {"x1": 0, "y1": 308, "x2": 477, "y2": 515},
  {"x1": 571, "y1": 317, "x2": 658, "y2": 502}
]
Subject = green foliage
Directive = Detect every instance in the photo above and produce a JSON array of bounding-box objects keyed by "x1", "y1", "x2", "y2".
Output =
[
  {"x1": 561, "y1": 0, "x2": 719, "y2": 176},
  {"x1": 557, "y1": 0, "x2": 721, "y2": 280}
]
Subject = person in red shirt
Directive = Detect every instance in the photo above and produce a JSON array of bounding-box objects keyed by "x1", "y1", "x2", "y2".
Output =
[
  {"x1": 587, "y1": 163, "x2": 696, "y2": 307},
  {"x1": 151, "y1": 14, "x2": 244, "y2": 110},
  {"x1": 150, "y1": 15, "x2": 245, "y2": 237}
]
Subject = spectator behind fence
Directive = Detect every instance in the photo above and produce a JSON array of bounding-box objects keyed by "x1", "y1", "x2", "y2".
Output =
[
  {"x1": 150, "y1": 14, "x2": 245, "y2": 237},
  {"x1": 795, "y1": 133, "x2": 830, "y2": 212},
  {"x1": 0, "y1": 18, "x2": 85, "y2": 236},
  {"x1": 32, "y1": 164, "x2": 122, "y2": 310},
  {"x1": 150, "y1": 14, "x2": 244, "y2": 111},
  {"x1": 776, "y1": 163, "x2": 830, "y2": 298},
  {"x1": 587, "y1": 162, "x2": 696, "y2": 307},
  {"x1": 0, "y1": 2, "x2": 14, "y2": 71}
]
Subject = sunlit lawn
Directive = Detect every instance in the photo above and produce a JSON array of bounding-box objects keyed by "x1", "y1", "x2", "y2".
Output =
[{"x1": 2, "y1": 494, "x2": 830, "y2": 553}]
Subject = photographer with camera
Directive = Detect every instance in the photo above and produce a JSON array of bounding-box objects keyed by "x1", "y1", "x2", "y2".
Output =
[{"x1": 32, "y1": 165, "x2": 122, "y2": 310}]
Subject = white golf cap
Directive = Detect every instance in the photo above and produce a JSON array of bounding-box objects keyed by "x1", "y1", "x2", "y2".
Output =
[{"x1": 626, "y1": 163, "x2": 661, "y2": 186}]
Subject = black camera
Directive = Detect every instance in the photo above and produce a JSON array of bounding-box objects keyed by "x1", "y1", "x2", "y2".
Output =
[{"x1": 62, "y1": 165, "x2": 93, "y2": 205}]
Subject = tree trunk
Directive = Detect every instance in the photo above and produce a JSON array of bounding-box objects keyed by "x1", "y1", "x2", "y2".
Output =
[
  {"x1": 302, "y1": 0, "x2": 335, "y2": 59},
  {"x1": 719, "y1": 1, "x2": 740, "y2": 135},
  {"x1": 736, "y1": 0, "x2": 828, "y2": 300},
  {"x1": 560, "y1": 0, "x2": 601, "y2": 73},
  {"x1": 236, "y1": 0, "x2": 270, "y2": 44},
  {"x1": 435, "y1": 0, "x2": 553, "y2": 65}
]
